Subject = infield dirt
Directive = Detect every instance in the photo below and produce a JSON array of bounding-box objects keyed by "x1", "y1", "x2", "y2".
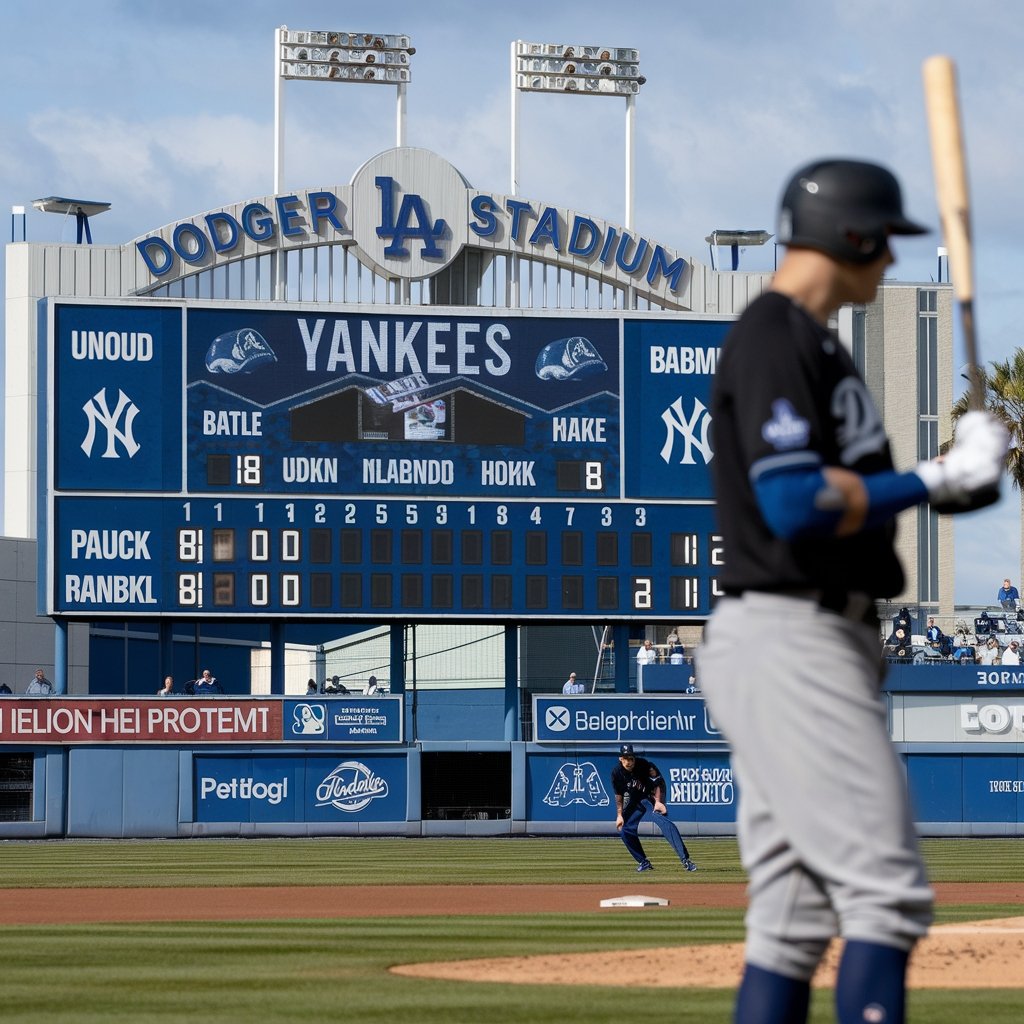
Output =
[{"x1": 3, "y1": 881, "x2": 1020, "y2": 989}]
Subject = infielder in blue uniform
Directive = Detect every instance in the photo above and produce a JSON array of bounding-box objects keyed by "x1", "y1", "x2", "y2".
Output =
[
  {"x1": 610, "y1": 743, "x2": 697, "y2": 872},
  {"x1": 698, "y1": 159, "x2": 1008, "y2": 1024}
]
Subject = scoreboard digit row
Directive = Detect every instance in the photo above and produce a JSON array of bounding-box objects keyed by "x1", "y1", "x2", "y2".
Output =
[
  {"x1": 204, "y1": 454, "x2": 607, "y2": 494},
  {"x1": 55, "y1": 497, "x2": 723, "y2": 618},
  {"x1": 175, "y1": 569, "x2": 707, "y2": 614}
]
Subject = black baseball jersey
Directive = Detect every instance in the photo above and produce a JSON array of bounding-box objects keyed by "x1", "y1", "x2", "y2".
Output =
[
  {"x1": 611, "y1": 756, "x2": 664, "y2": 808},
  {"x1": 711, "y1": 291, "x2": 903, "y2": 597}
]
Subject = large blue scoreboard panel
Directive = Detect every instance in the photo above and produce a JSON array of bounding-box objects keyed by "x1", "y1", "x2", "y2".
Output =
[{"x1": 43, "y1": 300, "x2": 730, "y2": 620}]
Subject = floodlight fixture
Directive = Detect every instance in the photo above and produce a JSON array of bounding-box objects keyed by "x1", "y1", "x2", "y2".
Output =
[
  {"x1": 31, "y1": 196, "x2": 111, "y2": 244},
  {"x1": 514, "y1": 42, "x2": 645, "y2": 95},
  {"x1": 274, "y1": 26, "x2": 416, "y2": 196},
  {"x1": 511, "y1": 39, "x2": 645, "y2": 231},
  {"x1": 704, "y1": 229, "x2": 773, "y2": 271},
  {"x1": 278, "y1": 29, "x2": 414, "y2": 84}
]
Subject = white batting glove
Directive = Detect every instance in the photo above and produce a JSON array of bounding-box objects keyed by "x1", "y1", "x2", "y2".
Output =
[{"x1": 915, "y1": 411, "x2": 1009, "y2": 508}]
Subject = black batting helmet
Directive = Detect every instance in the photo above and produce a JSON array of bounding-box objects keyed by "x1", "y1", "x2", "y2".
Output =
[{"x1": 777, "y1": 159, "x2": 927, "y2": 264}]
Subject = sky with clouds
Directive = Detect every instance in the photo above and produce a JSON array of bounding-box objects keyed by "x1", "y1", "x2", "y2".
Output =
[{"x1": 2, "y1": 0, "x2": 1021, "y2": 605}]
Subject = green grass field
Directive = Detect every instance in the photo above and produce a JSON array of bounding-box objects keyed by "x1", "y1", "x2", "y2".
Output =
[{"x1": 0, "y1": 837, "x2": 1019, "y2": 1023}]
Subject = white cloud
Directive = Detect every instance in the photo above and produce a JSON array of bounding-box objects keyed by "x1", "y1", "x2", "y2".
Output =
[{"x1": 27, "y1": 110, "x2": 270, "y2": 222}]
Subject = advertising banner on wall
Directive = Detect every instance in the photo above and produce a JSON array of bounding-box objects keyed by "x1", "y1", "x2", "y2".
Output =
[
  {"x1": 0, "y1": 699, "x2": 282, "y2": 743},
  {"x1": 526, "y1": 750, "x2": 736, "y2": 823},
  {"x1": 0, "y1": 698, "x2": 402, "y2": 744},
  {"x1": 895, "y1": 694, "x2": 1024, "y2": 744},
  {"x1": 194, "y1": 753, "x2": 407, "y2": 822},
  {"x1": 533, "y1": 694, "x2": 720, "y2": 744},
  {"x1": 282, "y1": 698, "x2": 402, "y2": 743}
]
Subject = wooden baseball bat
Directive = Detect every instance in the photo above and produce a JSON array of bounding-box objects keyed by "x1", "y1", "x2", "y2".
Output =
[
  {"x1": 923, "y1": 55, "x2": 981, "y2": 410},
  {"x1": 923, "y1": 55, "x2": 999, "y2": 512}
]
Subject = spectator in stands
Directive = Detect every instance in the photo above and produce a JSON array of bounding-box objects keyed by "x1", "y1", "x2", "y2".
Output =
[
  {"x1": 0, "y1": 682, "x2": 12, "y2": 694},
  {"x1": 1002, "y1": 640, "x2": 1021, "y2": 666},
  {"x1": 366, "y1": 675, "x2": 379, "y2": 695},
  {"x1": 975, "y1": 610, "x2": 993, "y2": 638},
  {"x1": 26, "y1": 669, "x2": 53, "y2": 695},
  {"x1": 193, "y1": 669, "x2": 222, "y2": 695},
  {"x1": 324, "y1": 675, "x2": 349, "y2": 695},
  {"x1": 998, "y1": 578, "x2": 1020, "y2": 613},
  {"x1": 636, "y1": 639, "x2": 658, "y2": 666},
  {"x1": 952, "y1": 629, "x2": 975, "y2": 665},
  {"x1": 562, "y1": 671, "x2": 586, "y2": 694},
  {"x1": 978, "y1": 636, "x2": 1001, "y2": 665},
  {"x1": 924, "y1": 617, "x2": 952, "y2": 658},
  {"x1": 666, "y1": 629, "x2": 686, "y2": 664},
  {"x1": 306, "y1": 678, "x2": 318, "y2": 695},
  {"x1": 157, "y1": 675, "x2": 174, "y2": 696}
]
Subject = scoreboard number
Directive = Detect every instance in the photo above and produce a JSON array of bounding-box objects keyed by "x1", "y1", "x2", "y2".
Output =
[
  {"x1": 178, "y1": 528, "x2": 203, "y2": 562},
  {"x1": 178, "y1": 572, "x2": 203, "y2": 607},
  {"x1": 235, "y1": 454, "x2": 263, "y2": 485},
  {"x1": 632, "y1": 576, "x2": 652, "y2": 610}
]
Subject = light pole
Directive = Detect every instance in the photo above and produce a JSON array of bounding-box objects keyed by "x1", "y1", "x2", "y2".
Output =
[
  {"x1": 273, "y1": 27, "x2": 415, "y2": 299},
  {"x1": 511, "y1": 41, "x2": 645, "y2": 228},
  {"x1": 275, "y1": 27, "x2": 415, "y2": 191}
]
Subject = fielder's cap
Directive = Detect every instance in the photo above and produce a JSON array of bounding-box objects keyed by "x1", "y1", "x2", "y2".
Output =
[{"x1": 619, "y1": 743, "x2": 635, "y2": 756}]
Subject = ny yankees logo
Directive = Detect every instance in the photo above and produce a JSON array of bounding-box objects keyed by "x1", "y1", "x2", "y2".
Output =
[
  {"x1": 81, "y1": 387, "x2": 141, "y2": 459},
  {"x1": 660, "y1": 396, "x2": 714, "y2": 465},
  {"x1": 375, "y1": 175, "x2": 447, "y2": 258}
]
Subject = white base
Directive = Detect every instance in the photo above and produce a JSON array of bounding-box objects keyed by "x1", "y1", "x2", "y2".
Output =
[{"x1": 599, "y1": 894, "x2": 670, "y2": 908}]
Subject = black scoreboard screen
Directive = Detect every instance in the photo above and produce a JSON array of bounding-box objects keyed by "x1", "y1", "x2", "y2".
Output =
[{"x1": 44, "y1": 301, "x2": 730, "y2": 620}]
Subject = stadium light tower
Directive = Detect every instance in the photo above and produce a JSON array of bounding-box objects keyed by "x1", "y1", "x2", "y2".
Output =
[
  {"x1": 274, "y1": 26, "x2": 416, "y2": 193},
  {"x1": 511, "y1": 40, "x2": 645, "y2": 228}
]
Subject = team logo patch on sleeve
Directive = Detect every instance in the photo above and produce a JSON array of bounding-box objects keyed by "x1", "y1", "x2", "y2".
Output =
[
  {"x1": 761, "y1": 398, "x2": 810, "y2": 450},
  {"x1": 535, "y1": 336, "x2": 607, "y2": 381},
  {"x1": 205, "y1": 328, "x2": 277, "y2": 374}
]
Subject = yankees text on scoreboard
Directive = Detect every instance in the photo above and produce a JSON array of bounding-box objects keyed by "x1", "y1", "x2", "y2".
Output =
[{"x1": 43, "y1": 300, "x2": 729, "y2": 620}]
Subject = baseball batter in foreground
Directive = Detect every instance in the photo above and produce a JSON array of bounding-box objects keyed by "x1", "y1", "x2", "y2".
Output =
[{"x1": 697, "y1": 158, "x2": 1008, "y2": 1024}]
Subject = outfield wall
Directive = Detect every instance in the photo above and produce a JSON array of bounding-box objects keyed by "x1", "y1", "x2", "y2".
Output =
[{"x1": 0, "y1": 675, "x2": 1021, "y2": 838}]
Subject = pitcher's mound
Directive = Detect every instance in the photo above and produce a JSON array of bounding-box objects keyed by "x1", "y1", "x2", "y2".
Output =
[{"x1": 392, "y1": 917, "x2": 1024, "y2": 989}]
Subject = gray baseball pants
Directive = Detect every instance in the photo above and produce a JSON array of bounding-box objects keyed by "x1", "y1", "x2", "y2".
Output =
[{"x1": 698, "y1": 591, "x2": 933, "y2": 980}]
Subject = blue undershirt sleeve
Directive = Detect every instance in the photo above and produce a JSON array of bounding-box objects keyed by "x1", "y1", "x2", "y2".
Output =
[{"x1": 752, "y1": 464, "x2": 929, "y2": 540}]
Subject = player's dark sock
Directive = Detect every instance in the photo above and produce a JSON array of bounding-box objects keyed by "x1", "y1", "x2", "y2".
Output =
[
  {"x1": 834, "y1": 939, "x2": 908, "y2": 1024},
  {"x1": 733, "y1": 962, "x2": 810, "y2": 1024}
]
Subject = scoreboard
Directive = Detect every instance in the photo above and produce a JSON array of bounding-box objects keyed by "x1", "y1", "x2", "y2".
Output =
[{"x1": 43, "y1": 300, "x2": 730, "y2": 620}]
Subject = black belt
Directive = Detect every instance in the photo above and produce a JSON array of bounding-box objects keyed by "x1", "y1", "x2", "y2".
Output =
[{"x1": 726, "y1": 588, "x2": 878, "y2": 627}]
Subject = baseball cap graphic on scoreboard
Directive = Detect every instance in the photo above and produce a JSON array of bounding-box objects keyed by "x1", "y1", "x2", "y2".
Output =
[
  {"x1": 535, "y1": 336, "x2": 607, "y2": 381},
  {"x1": 204, "y1": 328, "x2": 277, "y2": 374}
]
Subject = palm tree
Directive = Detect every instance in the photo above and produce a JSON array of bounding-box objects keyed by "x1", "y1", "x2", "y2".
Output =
[{"x1": 951, "y1": 350, "x2": 1024, "y2": 569}]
